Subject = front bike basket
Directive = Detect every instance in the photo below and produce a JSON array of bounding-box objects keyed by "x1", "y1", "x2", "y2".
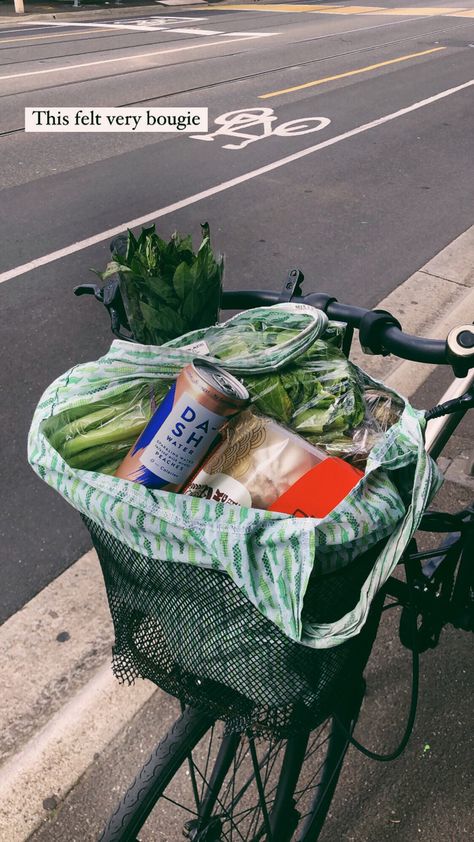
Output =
[{"x1": 84, "y1": 515, "x2": 384, "y2": 740}]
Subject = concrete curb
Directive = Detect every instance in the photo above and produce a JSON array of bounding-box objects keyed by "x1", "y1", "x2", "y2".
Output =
[
  {"x1": 349, "y1": 224, "x2": 474, "y2": 395},
  {"x1": 0, "y1": 550, "x2": 113, "y2": 768},
  {"x1": 386, "y1": 285, "x2": 474, "y2": 396},
  {"x1": 0, "y1": 665, "x2": 157, "y2": 841},
  {"x1": 0, "y1": 4, "x2": 199, "y2": 26},
  {"x1": 0, "y1": 0, "x2": 273, "y2": 27},
  {"x1": 0, "y1": 547, "x2": 158, "y2": 840},
  {"x1": 0, "y1": 226, "x2": 472, "y2": 841},
  {"x1": 0, "y1": 0, "x2": 246, "y2": 27}
]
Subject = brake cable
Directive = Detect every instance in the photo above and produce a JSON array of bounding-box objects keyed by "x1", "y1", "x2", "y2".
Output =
[{"x1": 335, "y1": 569, "x2": 420, "y2": 762}]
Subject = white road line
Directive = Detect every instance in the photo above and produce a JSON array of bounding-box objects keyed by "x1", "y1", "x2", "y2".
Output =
[
  {"x1": 8, "y1": 21, "x2": 269, "y2": 37},
  {"x1": 155, "y1": 28, "x2": 225, "y2": 35},
  {"x1": 0, "y1": 33, "x2": 274, "y2": 82},
  {"x1": 11, "y1": 20, "x2": 190, "y2": 33},
  {"x1": 0, "y1": 78, "x2": 472, "y2": 285},
  {"x1": 223, "y1": 31, "x2": 276, "y2": 36},
  {"x1": 159, "y1": 29, "x2": 273, "y2": 36},
  {"x1": 0, "y1": 27, "x2": 53, "y2": 34}
]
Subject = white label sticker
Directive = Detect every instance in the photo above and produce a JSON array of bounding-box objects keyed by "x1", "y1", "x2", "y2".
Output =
[
  {"x1": 180, "y1": 339, "x2": 211, "y2": 356},
  {"x1": 185, "y1": 470, "x2": 252, "y2": 507}
]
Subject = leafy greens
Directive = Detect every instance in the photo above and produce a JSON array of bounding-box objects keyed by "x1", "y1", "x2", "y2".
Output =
[{"x1": 95, "y1": 223, "x2": 223, "y2": 345}]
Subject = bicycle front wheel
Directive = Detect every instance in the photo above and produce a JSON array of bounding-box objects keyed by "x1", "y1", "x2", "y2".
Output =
[{"x1": 99, "y1": 689, "x2": 363, "y2": 842}]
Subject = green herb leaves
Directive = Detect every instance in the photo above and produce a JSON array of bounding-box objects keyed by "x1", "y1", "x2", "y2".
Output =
[{"x1": 96, "y1": 223, "x2": 223, "y2": 345}]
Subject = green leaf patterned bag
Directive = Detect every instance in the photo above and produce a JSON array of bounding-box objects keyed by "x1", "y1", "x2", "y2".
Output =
[{"x1": 28, "y1": 305, "x2": 442, "y2": 649}]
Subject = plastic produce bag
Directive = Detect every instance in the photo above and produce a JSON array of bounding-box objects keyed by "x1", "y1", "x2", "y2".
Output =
[
  {"x1": 169, "y1": 303, "x2": 330, "y2": 373},
  {"x1": 29, "y1": 303, "x2": 442, "y2": 648},
  {"x1": 238, "y1": 336, "x2": 370, "y2": 464},
  {"x1": 239, "y1": 341, "x2": 406, "y2": 469},
  {"x1": 46, "y1": 382, "x2": 171, "y2": 475},
  {"x1": 169, "y1": 308, "x2": 377, "y2": 463},
  {"x1": 44, "y1": 304, "x2": 327, "y2": 476},
  {"x1": 329, "y1": 386, "x2": 406, "y2": 468}
]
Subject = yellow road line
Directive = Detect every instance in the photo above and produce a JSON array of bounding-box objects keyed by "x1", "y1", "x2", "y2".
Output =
[
  {"x1": 259, "y1": 46, "x2": 446, "y2": 98},
  {"x1": 218, "y1": 3, "x2": 383, "y2": 10},
  {"x1": 217, "y1": 3, "x2": 469, "y2": 15},
  {"x1": 312, "y1": 6, "x2": 384, "y2": 14},
  {"x1": 0, "y1": 29, "x2": 105, "y2": 45},
  {"x1": 362, "y1": 6, "x2": 468, "y2": 15},
  {"x1": 215, "y1": 4, "x2": 339, "y2": 11}
]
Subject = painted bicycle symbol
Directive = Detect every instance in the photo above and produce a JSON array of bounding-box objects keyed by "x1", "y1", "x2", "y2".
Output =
[
  {"x1": 116, "y1": 17, "x2": 208, "y2": 29},
  {"x1": 190, "y1": 108, "x2": 331, "y2": 150}
]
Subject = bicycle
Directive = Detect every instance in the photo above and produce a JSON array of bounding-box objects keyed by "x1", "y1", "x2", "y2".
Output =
[{"x1": 75, "y1": 270, "x2": 474, "y2": 842}]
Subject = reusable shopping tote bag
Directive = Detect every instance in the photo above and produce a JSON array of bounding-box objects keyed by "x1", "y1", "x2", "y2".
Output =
[{"x1": 28, "y1": 304, "x2": 442, "y2": 649}]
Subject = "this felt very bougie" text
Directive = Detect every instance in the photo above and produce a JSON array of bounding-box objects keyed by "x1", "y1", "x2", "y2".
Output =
[{"x1": 25, "y1": 107, "x2": 208, "y2": 133}]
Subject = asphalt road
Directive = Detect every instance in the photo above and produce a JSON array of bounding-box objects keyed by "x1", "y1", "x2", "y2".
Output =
[{"x1": 1, "y1": 1, "x2": 474, "y2": 621}]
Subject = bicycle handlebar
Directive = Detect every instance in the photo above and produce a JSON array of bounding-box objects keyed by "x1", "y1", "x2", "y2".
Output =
[
  {"x1": 74, "y1": 272, "x2": 474, "y2": 376},
  {"x1": 221, "y1": 289, "x2": 474, "y2": 373}
]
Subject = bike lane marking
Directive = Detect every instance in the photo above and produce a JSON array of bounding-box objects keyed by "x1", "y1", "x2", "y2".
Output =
[
  {"x1": 190, "y1": 108, "x2": 331, "y2": 150},
  {"x1": 0, "y1": 32, "x2": 277, "y2": 82},
  {"x1": 0, "y1": 77, "x2": 472, "y2": 285},
  {"x1": 259, "y1": 46, "x2": 446, "y2": 98}
]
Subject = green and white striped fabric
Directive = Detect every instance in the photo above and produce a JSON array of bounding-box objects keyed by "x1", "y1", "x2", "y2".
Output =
[{"x1": 28, "y1": 305, "x2": 442, "y2": 648}]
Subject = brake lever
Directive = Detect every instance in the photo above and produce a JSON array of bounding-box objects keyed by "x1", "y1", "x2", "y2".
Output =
[
  {"x1": 74, "y1": 283, "x2": 104, "y2": 302},
  {"x1": 74, "y1": 277, "x2": 131, "y2": 337},
  {"x1": 279, "y1": 268, "x2": 304, "y2": 302},
  {"x1": 425, "y1": 388, "x2": 474, "y2": 421}
]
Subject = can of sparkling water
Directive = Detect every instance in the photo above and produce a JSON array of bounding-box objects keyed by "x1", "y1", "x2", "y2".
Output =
[{"x1": 114, "y1": 360, "x2": 249, "y2": 491}]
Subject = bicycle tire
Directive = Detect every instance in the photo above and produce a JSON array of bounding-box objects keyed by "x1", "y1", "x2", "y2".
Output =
[
  {"x1": 98, "y1": 706, "x2": 213, "y2": 842},
  {"x1": 98, "y1": 688, "x2": 363, "y2": 842}
]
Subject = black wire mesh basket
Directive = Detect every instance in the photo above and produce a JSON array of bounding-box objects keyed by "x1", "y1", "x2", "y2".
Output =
[{"x1": 84, "y1": 515, "x2": 384, "y2": 739}]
